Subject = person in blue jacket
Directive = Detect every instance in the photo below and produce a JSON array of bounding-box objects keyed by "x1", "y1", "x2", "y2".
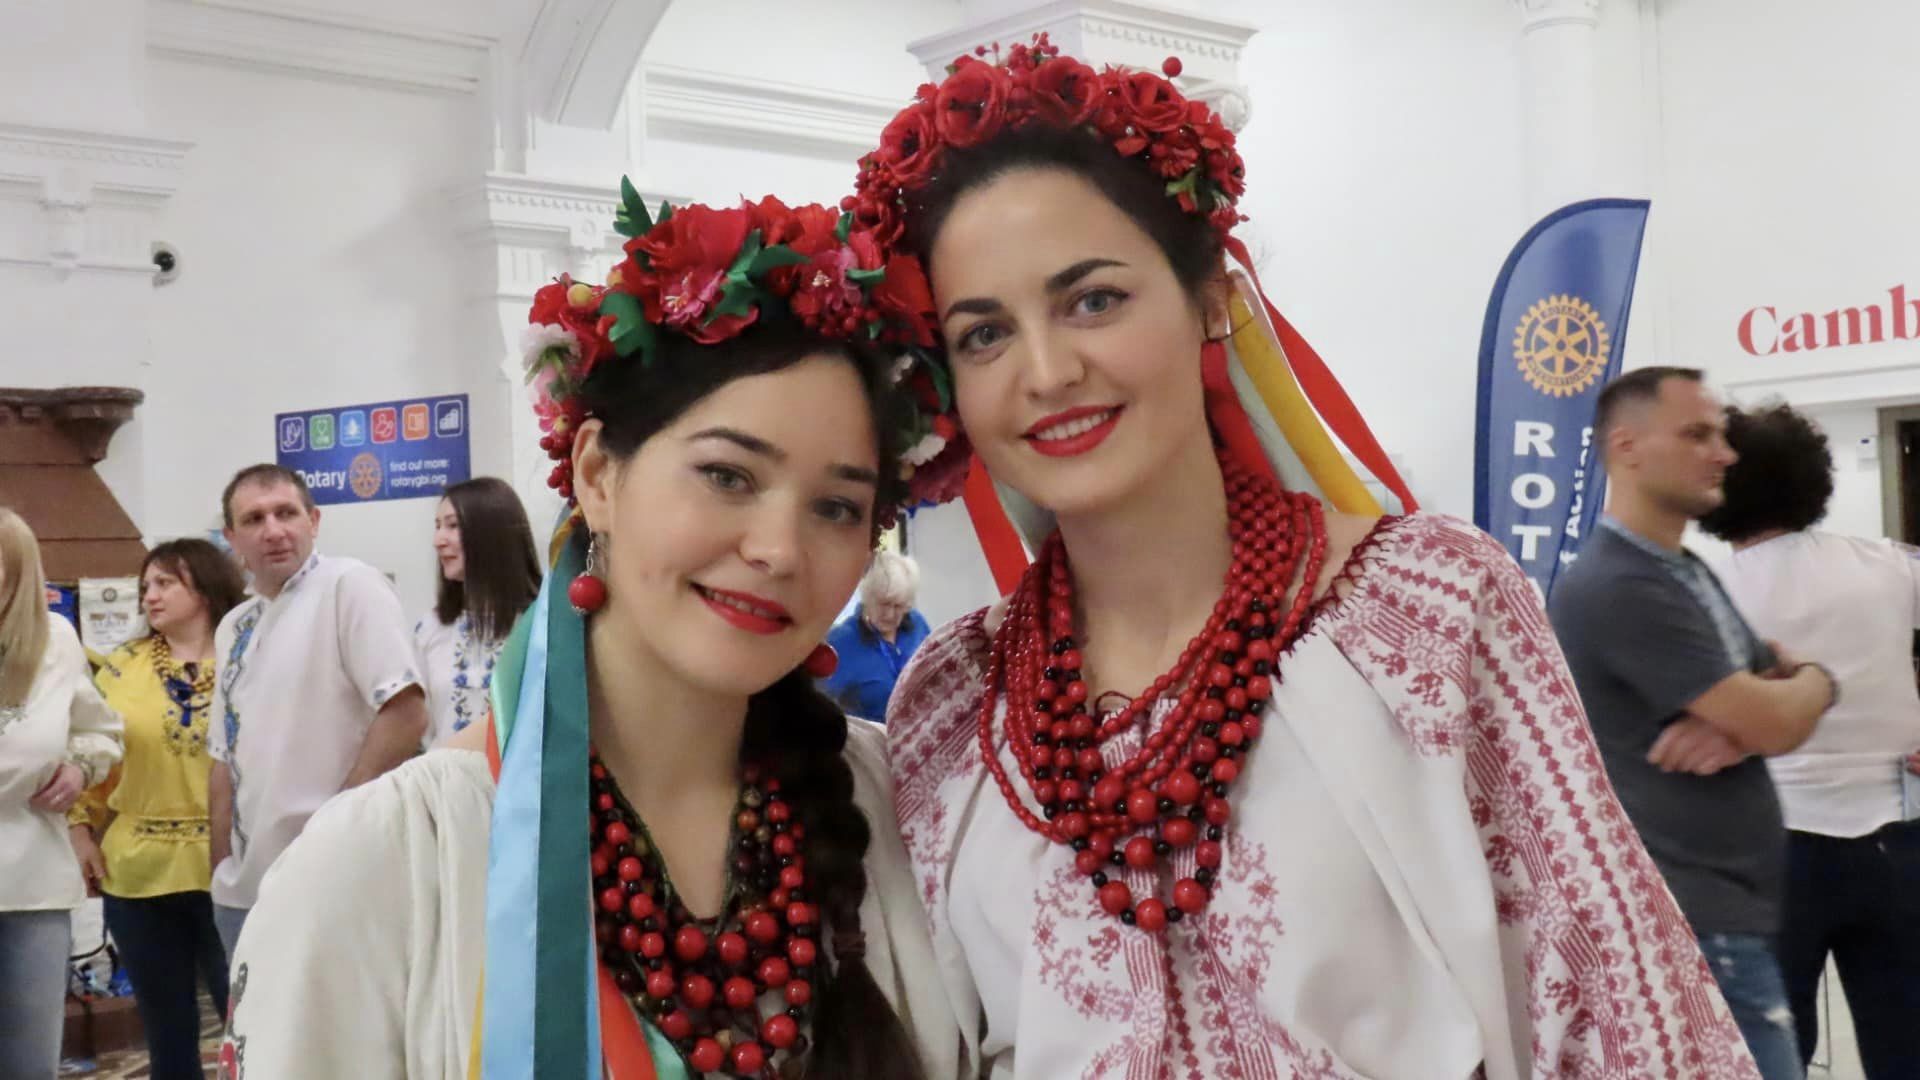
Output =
[{"x1": 820, "y1": 551, "x2": 930, "y2": 722}]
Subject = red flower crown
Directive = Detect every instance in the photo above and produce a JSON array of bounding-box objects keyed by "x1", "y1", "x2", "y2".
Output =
[
  {"x1": 844, "y1": 34, "x2": 1247, "y2": 247},
  {"x1": 523, "y1": 179, "x2": 969, "y2": 518}
]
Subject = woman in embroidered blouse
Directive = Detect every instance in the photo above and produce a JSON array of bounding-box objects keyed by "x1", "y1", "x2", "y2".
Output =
[
  {"x1": 853, "y1": 41, "x2": 1764, "y2": 1079},
  {"x1": 0, "y1": 507, "x2": 123, "y2": 1079},
  {"x1": 215, "y1": 193, "x2": 970, "y2": 1080},
  {"x1": 413, "y1": 477, "x2": 541, "y2": 746},
  {"x1": 66, "y1": 538, "x2": 245, "y2": 1080}
]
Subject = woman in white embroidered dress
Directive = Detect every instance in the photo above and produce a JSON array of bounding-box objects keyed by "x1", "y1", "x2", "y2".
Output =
[
  {"x1": 217, "y1": 194, "x2": 970, "y2": 1079},
  {"x1": 851, "y1": 41, "x2": 1763, "y2": 1079},
  {"x1": 413, "y1": 477, "x2": 541, "y2": 746}
]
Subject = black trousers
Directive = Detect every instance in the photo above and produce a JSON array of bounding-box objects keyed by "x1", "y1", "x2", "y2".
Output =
[
  {"x1": 1778, "y1": 821, "x2": 1920, "y2": 1078},
  {"x1": 103, "y1": 890, "x2": 231, "y2": 1080}
]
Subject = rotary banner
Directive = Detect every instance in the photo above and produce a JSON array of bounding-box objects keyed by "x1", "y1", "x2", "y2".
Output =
[{"x1": 1473, "y1": 199, "x2": 1650, "y2": 596}]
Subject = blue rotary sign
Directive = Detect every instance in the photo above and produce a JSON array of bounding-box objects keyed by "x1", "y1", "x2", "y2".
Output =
[{"x1": 274, "y1": 394, "x2": 471, "y2": 505}]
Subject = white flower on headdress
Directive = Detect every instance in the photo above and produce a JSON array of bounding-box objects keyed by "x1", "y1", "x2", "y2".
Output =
[
  {"x1": 889, "y1": 353, "x2": 916, "y2": 386},
  {"x1": 521, "y1": 323, "x2": 580, "y2": 372},
  {"x1": 903, "y1": 432, "x2": 947, "y2": 466}
]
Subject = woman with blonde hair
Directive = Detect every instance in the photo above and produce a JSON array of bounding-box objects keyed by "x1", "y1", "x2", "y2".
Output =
[{"x1": 0, "y1": 507, "x2": 123, "y2": 1078}]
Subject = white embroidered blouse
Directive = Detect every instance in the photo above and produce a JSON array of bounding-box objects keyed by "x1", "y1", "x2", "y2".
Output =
[{"x1": 886, "y1": 514, "x2": 1761, "y2": 1080}]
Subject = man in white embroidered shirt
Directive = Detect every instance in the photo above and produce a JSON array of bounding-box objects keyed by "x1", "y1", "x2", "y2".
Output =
[{"x1": 206, "y1": 464, "x2": 427, "y2": 955}]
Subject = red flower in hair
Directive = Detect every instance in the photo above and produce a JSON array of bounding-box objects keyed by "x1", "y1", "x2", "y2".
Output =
[
  {"x1": 877, "y1": 102, "x2": 942, "y2": 187},
  {"x1": 789, "y1": 230, "x2": 882, "y2": 338},
  {"x1": 934, "y1": 59, "x2": 1009, "y2": 148},
  {"x1": 1119, "y1": 71, "x2": 1188, "y2": 136},
  {"x1": 630, "y1": 204, "x2": 756, "y2": 342},
  {"x1": 1027, "y1": 57, "x2": 1101, "y2": 127},
  {"x1": 870, "y1": 254, "x2": 938, "y2": 347},
  {"x1": 527, "y1": 275, "x2": 611, "y2": 367}
]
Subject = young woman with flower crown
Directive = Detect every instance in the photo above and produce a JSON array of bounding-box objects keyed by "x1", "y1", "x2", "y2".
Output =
[
  {"x1": 860, "y1": 39, "x2": 1765, "y2": 1079},
  {"x1": 214, "y1": 188, "x2": 971, "y2": 1080}
]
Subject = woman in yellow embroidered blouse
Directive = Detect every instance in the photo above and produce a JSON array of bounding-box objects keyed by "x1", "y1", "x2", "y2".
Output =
[{"x1": 69, "y1": 539, "x2": 246, "y2": 1080}]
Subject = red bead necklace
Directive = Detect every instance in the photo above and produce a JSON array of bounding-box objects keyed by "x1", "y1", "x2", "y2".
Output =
[
  {"x1": 590, "y1": 757, "x2": 819, "y2": 1078},
  {"x1": 978, "y1": 454, "x2": 1326, "y2": 931}
]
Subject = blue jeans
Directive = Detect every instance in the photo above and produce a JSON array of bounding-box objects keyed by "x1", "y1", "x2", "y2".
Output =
[
  {"x1": 105, "y1": 891, "x2": 230, "y2": 1080},
  {"x1": 1699, "y1": 932, "x2": 1803, "y2": 1080},
  {"x1": 0, "y1": 908, "x2": 72, "y2": 1079}
]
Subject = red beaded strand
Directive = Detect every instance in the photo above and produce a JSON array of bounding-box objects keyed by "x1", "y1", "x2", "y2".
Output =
[
  {"x1": 977, "y1": 454, "x2": 1327, "y2": 930},
  {"x1": 590, "y1": 759, "x2": 818, "y2": 1078}
]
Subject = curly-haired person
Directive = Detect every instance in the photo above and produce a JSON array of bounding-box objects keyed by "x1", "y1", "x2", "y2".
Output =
[{"x1": 1701, "y1": 400, "x2": 1920, "y2": 1079}]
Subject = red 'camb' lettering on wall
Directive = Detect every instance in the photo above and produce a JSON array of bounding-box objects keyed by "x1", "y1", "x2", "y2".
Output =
[{"x1": 1739, "y1": 284, "x2": 1920, "y2": 356}]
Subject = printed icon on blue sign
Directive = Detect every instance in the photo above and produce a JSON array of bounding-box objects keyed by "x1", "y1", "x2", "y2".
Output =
[
  {"x1": 278, "y1": 416, "x2": 306, "y2": 453},
  {"x1": 434, "y1": 399, "x2": 464, "y2": 438},
  {"x1": 338, "y1": 410, "x2": 367, "y2": 447},
  {"x1": 309, "y1": 414, "x2": 336, "y2": 451}
]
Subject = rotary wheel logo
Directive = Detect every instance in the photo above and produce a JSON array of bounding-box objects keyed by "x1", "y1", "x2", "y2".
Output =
[
  {"x1": 348, "y1": 453, "x2": 383, "y2": 499},
  {"x1": 1513, "y1": 294, "x2": 1611, "y2": 397}
]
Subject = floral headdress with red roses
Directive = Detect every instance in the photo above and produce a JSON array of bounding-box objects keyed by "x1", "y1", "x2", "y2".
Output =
[
  {"x1": 843, "y1": 34, "x2": 1246, "y2": 247},
  {"x1": 523, "y1": 178, "x2": 967, "y2": 517}
]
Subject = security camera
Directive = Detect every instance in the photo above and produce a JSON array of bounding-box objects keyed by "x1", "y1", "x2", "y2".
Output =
[{"x1": 152, "y1": 242, "x2": 180, "y2": 285}]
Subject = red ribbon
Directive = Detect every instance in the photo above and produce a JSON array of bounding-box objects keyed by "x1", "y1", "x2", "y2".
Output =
[
  {"x1": 962, "y1": 455, "x2": 1030, "y2": 597},
  {"x1": 1201, "y1": 338, "x2": 1279, "y2": 487}
]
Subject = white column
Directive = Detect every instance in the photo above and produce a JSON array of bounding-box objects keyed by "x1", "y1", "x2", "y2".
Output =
[{"x1": 1515, "y1": 0, "x2": 1603, "y2": 214}]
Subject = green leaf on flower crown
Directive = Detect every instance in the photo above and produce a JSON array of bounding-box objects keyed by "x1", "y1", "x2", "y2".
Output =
[
  {"x1": 728, "y1": 230, "x2": 766, "y2": 278},
  {"x1": 747, "y1": 244, "x2": 809, "y2": 275},
  {"x1": 835, "y1": 212, "x2": 854, "y2": 243},
  {"x1": 614, "y1": 177, "x2": 653, "y2": 238},
  {"x1": 846, "y1": 266, "x2": 886, "y2": 286},
  {"x1": 710, "y1": 276, "x2": 761, "y2": 321},
  {"x1": 1165, "y1": 170, "x2": 1200, "y2": 198},
  {"x1": 599, "y1": 291, "x2": 652, "y2": 360},
  {"x1": 655, "y1": 200, "x2": 675, "y2": 227},
  {"x1": 923, "y1": 351, "x2": 954, "y2": 412},
  {"x1": 868, "y1": 322, "x2": 883, "y2": 340}
]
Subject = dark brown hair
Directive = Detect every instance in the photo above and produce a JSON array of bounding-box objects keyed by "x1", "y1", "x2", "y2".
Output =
[
  {"x1": 221, "y1": 464, "x2": 314, "y2": 529},
  {"x1": 1697, "y1": 402, "x2": 1834, "y2": 542},
  {"x1": 434, "y1": 477, "x2": 541, "y2": 642},
  {"x1": 578, "y1": 320, "x2": 924, "y2": 1080},
  {"x1": 142, "y1": 538, "x2": 248, "y2": 631},
  {"x1": 1592, "y1": 366, "x2": 1705, "y2": 453},
  {"x1": 905, "y1": 124, "x2": 1225, "y2": 307}
]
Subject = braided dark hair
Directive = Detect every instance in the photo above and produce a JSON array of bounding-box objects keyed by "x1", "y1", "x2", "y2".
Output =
[{"x1": 743, "y1": 674, "x2": 929, "y2": 1080}]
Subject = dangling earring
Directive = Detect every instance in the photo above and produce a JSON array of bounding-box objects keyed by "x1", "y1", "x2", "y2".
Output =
[
  {"x1": 568, "y1": 532, "x2": 608, "y2": 614},
  {"x1": 803, "y1": 643, "x2": 838, "y2": 678}
]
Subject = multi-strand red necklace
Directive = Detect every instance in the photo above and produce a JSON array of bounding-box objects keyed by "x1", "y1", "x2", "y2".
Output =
[
  {"x1": 979, "y1": 453, "x2": 1326, "y2": 931},
  {"x1": 590, "y1": 757, "x2": 818, "y2": 1078}
]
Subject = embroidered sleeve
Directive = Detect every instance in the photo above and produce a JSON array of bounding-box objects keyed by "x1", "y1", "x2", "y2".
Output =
[
  {"x1": 884, "y1": 611, "x2": 989, "y2": 915},
  {"x1": 1450, "y1": 522, "x2": 1759, "y2": 1078}
]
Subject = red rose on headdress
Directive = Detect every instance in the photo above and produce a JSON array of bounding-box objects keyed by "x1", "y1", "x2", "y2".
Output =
[
  {"x1": 877, "y1": 102, "x2": 942, "y2": 187},
  {"x1": 1147, "y1": 127, "x2": 1203, "y2": 181},
  {"x1": 631, "y1": 204, "x2": 756, "y2": 343},
  {"x1": 870, "y1": 253, "x2": 938, "y2": 347},
  {"x1": 1026, "y1": 57, "x2": 1100, "y2": 127},
  {"x1": 934, "y1": 60, "x2": 1009, "y2": 148},
  {"x1": 1119, "y1": 72, "x2": 1188, "y2": 136}
]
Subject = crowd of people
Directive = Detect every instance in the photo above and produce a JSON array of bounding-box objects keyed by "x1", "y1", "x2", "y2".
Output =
[{"x1": 0, "y1": 33, "x2": 1915, "y2": 1080}]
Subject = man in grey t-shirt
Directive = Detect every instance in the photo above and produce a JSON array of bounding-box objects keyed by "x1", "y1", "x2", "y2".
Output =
[{"x1": 1549, "y1": 367, "x2": 1835, "y2": 1080}]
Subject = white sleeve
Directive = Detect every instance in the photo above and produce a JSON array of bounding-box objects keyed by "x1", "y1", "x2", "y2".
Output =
[
  {"x1": 50, "y1": 617, "x2": 122, "y2": 786},
  {"x1": 222, "y1": 772, "x2": 415, "y2": 1078},
  {"x1": 206, "y1": 610, "x2": 239, "y2": 764},
  {"x1": 335, "y1": 567, "x2": 422, "y2": 711}
]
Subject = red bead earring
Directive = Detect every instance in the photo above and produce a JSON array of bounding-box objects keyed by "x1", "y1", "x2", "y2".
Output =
[
  {"x1": 567, "y1": 531, "x2": 608, "y2": 614},
  {"x1": 803, "y1": 643, "x2": 838, "y2": 678}
]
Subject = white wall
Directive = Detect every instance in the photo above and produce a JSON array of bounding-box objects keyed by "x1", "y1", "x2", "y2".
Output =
[
  {"x1": 1645, "y1": 0, "x2": 1920, "y2": 541},
  {"x1": 140, "y1": 56, "x2": 489, "y2": 616}
]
